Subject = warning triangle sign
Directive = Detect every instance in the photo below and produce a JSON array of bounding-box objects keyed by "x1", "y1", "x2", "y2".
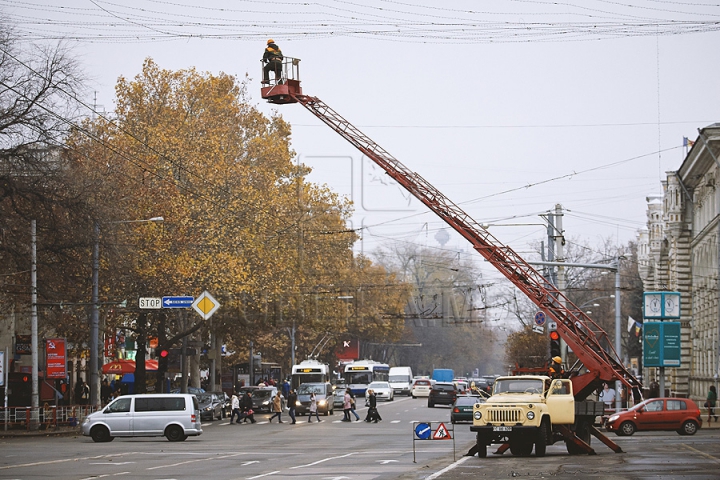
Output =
[{"x1": 433, "y1": 422, "x2": 452, "y2": 440}]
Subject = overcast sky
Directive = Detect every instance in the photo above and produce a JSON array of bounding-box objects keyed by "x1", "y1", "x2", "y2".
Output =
[{"x1": 4, "y1": 0, "x2": 719, "y2": 290}]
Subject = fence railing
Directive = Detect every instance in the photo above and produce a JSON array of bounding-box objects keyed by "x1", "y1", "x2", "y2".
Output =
[{"x1": 1, "y1": 405, "x2": 100, "y2": 431}]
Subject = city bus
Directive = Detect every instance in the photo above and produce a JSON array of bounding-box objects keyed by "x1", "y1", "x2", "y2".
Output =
[
  {"x1": 343, "y1": 360, "x2": 390, "y2": 396},
  {"x1": 291, "y1": 359, "x2": 330, "y2": 390}
]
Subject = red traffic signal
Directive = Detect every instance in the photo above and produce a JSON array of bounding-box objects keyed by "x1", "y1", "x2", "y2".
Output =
[
  {"x1": 159, "y1": 349, "x2": 169, "y2": 358},
  {"x1": 549, "y1": 331, "x2": 560, "y2": 341}
]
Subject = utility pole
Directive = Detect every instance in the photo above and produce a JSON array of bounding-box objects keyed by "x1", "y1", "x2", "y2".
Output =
[
  {"x1": 90, "y1": 221, "x2": 100, "y2": 407},
  {"x1": 553, "y1": 205, "x2": 567, "y2": 362},
  {"x1": 31, "y1": 220, "x2": 39, "y2": 426}
]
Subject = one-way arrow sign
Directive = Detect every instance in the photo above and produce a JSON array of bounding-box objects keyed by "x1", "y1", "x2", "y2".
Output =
[{"x1": 162, "y1": 296, "x2": 194, "y2": 308}]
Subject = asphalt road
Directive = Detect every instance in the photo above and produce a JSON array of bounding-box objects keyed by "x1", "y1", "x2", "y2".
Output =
[{"x1": 1, "y1": 396, "x2": 719, "y2": 479}]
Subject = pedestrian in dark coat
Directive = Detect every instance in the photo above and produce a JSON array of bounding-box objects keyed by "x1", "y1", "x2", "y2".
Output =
[
  {"x1": 241, "y1": 391, "x2": 256, "y2": 423},
  {"x1": 287, "y1": 389, "x2": 297, "y2": 424},
  {"x1": 364, "y1": 389, "x2": 382, "y2": 423}
]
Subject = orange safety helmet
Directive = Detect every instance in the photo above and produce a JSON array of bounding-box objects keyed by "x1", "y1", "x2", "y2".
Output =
[{"x1": 267, "y1": 39, "x2": 275, "y2": 44}]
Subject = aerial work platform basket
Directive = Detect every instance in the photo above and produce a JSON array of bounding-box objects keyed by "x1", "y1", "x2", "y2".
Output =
[{"x1": 260, "y1": 57, "x2": 302, "y2": 104}]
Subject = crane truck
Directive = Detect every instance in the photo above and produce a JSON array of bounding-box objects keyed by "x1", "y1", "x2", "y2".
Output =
[{"x1": 260, "y1": 58, "x2": 643, "y2": 456}]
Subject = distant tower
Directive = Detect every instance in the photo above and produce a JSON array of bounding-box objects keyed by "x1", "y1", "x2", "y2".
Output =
[{"x1": 434, "y1": 228, "x2": 450, "y2": 247}]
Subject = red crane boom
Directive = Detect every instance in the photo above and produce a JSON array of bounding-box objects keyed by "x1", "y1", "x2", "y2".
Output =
[{"x1": 261, "y1": 59, "x2": 642, "y2": 401}]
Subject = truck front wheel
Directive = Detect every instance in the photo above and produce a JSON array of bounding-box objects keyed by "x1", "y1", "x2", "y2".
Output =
[{"x1": 535, "y1": 419, "x2": 550, "y2": 457}]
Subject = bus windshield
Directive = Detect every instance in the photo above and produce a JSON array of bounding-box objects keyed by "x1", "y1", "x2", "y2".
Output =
[{"x1": 345, "y1": 371, "x2": 371, "y2": 385}]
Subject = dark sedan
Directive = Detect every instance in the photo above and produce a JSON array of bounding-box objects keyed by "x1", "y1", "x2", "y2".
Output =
[
  {"x1": 197, "y1": 392, "x2": 224, "y2": 421},
  {"x1": 451, "y1": 395, "x2": 485, "y2": 423},
  {"x1": 428, "y1": 382, "x2": 457, "y2": 408}
]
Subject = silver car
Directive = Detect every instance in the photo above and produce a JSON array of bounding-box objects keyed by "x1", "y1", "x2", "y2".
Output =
[{"x1": 81, "y1": 394, "x2": 202, "y2": 442}]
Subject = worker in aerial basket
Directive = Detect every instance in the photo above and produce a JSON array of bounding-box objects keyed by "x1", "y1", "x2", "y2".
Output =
[
  {"x1": 549, "y1": 356, "x2": 564, "y2": 379},
  {"x1": 262, "y1": 39, "x2": 284, "y2": 85}
]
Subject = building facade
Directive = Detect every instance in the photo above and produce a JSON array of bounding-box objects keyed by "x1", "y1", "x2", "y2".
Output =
[{"x1": 638, "y1": 123, "x2": 720, "y2": 404}]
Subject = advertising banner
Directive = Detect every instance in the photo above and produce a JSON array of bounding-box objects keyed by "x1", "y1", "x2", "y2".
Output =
[{"x1": 45, "y1": 338, "x2": 67, "y2": 379}]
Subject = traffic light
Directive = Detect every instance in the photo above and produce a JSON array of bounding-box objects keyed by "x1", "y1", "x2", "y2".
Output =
[
  {"x1": 549, "y1": 330, "x2": 561, "y2": 358},
  {"x1": 159, "y1": 349, "x2": 169, "y2": 359}
]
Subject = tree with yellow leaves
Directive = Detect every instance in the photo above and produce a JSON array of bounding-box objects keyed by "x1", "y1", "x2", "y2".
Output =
[{"x1": 66, "y1": 59, "x2": 408, "y2": 389}]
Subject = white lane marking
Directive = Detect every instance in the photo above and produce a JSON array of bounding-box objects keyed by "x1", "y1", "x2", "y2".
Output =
[
  {"x1": 246, "y1": 471, "x2": 280, "y2": 479},
  {"x1": 391, "y1": 420, "x2": 401, "y2": 423},
  {"x1": 146, "y1": 458, "x2": 208, "y2": 470},
  {"x1": 88, "y1": 462, "x2": 135, "y2": 465},
  {"x1": 241, "y1": 461, "x2": 260, "y2": 466},
  {"x1": 289, "y1": 452, "x2": 357, "y2": 469},
  {"x1": 378, "y1": 460, "x2": 399, "y2": 464},
  {"x1": 425, "y1": 455, "x2": 471, "y2": 480},
  {"x1": 0, "y1": 455, "x2": 108, "y2": 470}
]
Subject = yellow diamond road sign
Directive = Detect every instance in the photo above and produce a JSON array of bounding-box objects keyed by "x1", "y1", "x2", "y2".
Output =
[{"x1": 192, "y1": 291, "x2": 220, "y2": 320}]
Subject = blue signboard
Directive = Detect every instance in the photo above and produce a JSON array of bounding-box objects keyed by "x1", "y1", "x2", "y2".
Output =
[
  {"x1": 414, "y1": 422, "x2": 431, "y2": 440},
  {"x1": 643, "y1": 322, "x2": 681, "y2": 367},
  {"x1": 162, "y1": 296, "x2": 194, "y2": 308}
]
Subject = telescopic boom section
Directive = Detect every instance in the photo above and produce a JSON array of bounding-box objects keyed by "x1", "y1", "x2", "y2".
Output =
[{"x1": 262, "y1": 70, "x2": 642, "y2": 401}]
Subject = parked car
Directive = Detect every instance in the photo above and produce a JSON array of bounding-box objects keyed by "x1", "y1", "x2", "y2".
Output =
[
  {"x1": 295, "y1": 382, "x2": 334, "y2": 416},
  {"x1": 411, "y1": 378, "x2": 434, "y2": 398},
  {"x1": 451, "y1": 395, "x2": 485, "y2": 424},
  {"x1": 605, "y1": 397, "x2": 702, "y2": 436},
  {"x1": 428, "y1": 382, "x2": 457, "y2": 408},
  {"x1": 197, "y1": 392, "x2": 225, "y2": 421},
  {"x1": 251, "y1": 386, "x2": 279, "y2": 413},
  {"x1": 365, "y1": 381, "x2": 394, "y2": 402}
]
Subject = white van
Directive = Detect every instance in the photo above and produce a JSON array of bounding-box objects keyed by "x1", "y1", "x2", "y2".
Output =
[
  {"x1": 82, "y1": 394, "x2": 203, "y2": 442},
  {"x1": 388, "y1": 366, "x2": 413, "y2": 396}
]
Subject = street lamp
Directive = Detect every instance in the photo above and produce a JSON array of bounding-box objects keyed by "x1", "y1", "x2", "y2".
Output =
[{"x1": 90, "y1": 216, "x2": 163, "y2": 406}]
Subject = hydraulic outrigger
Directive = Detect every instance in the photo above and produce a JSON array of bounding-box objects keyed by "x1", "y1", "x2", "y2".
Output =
[{"x1": 261, "y1": 58, "x2": 642, "y2": 454}]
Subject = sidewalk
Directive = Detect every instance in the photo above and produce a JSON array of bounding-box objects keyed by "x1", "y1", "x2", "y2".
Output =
[{"x1": 0, "y1": 426, "x2": 81, "y2": 438}]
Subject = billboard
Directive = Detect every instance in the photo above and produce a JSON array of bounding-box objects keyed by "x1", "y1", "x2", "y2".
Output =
[{"x1": 45, "y1": 338, "x2": 67, "y2": 379}]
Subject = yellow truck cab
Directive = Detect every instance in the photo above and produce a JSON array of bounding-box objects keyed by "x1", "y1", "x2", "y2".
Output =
[{"x1": 471, "y1": 375, "x2": 579, "y2": 457}]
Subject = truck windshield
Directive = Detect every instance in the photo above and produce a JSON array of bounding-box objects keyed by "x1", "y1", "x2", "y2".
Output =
[{"x1": 494, "y1": 379, "x2": 543, "y2": 394}]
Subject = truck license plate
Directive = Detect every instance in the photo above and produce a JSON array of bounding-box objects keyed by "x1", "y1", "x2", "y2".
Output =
[{"x1": 493, "y1": 426, "x2": 512, "y2": 432}]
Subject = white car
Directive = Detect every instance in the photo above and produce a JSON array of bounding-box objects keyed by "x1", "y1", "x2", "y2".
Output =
[
  {"x1": 365, "y1": 381, "x2": 394, "y2": 402},
  {"x1": 411, "y1": 378, "x2": 434, "y2": 398}
]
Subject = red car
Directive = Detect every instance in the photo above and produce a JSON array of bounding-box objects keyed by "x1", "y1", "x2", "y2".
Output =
[{"x1": 605, "y1": 397, "x2": 702, "y2": 436}]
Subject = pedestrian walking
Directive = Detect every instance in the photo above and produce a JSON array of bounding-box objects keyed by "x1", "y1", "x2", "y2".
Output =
[
  {"x1": 706, "y1": 385, "x2": 718, "y2": 423},
  {"x1": 282, "y1": 379, "x2": 291, "y2": 399},
  {"x1": 287, "y1": 388, "x2": 297, "y2": 424},
  {"x1": 241, "y1": 391, "x2": 256, "y2": 423},
  {"x1": 308, "y1": 392, "x2": 322, "y2": 423},
  {"x1": 364, "y1": 389, "x2": 382, "y2": 423},
  {"x1": 342, "y1": 388, "x2": 352, "y2": 422},
  {"x1": 268, "y1": 391, "x2": 284, "y2": 423},
  {"x1": 349, "y1": 390, "x2": 361, "y2": 421},
  {"x1": 230, "y1": 392, "x2": 241, "y2": 424}
]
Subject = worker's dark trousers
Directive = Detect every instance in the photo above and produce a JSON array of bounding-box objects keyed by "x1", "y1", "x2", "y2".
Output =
[{"x1": 263, "y1": 61, "x2": 282, "y2": 83}]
